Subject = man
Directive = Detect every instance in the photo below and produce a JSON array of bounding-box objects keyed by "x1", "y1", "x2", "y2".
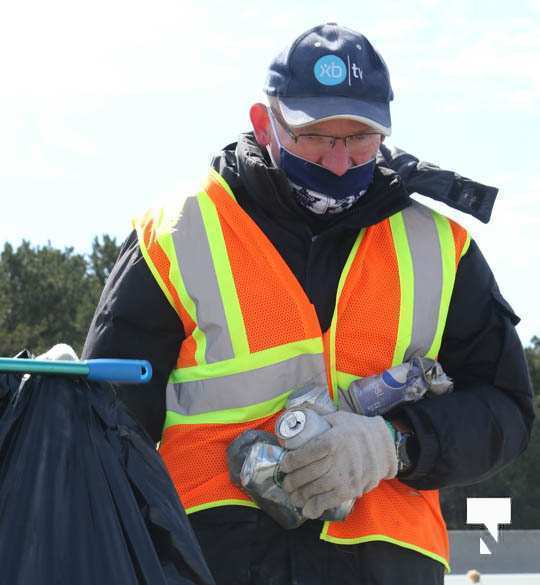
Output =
[{"x1": 83, "y1": 23, "x2": 534, "y2": 585}]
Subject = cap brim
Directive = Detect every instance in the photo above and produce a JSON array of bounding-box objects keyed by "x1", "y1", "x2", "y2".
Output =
[{"x1": 277, "y1": 96, "x2": 391, "y2": 136}]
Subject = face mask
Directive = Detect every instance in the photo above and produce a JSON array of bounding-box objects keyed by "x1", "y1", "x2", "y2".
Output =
[
  {"x1": 289, "y1": 184, "x2": 364, "y2": 215},
  {"x1": 268, "y1": 113, "x2": 376, "y2": 201}
]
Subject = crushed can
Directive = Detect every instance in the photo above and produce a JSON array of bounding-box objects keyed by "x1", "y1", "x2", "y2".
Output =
[
  {"x1": 341, "y1": 357, "x2": 453, "y2": 416},
  {"x1": 227, "y1": 429, "x2": 304, "y2": 529},
  {"x1": 285, "y1": 381, "x2": 336, "y2": 414}
]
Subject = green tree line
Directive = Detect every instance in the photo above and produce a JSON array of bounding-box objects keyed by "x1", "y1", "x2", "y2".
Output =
[
  {"x1": 0, "y1": 236, "x2": 119, "y2": 357},
  {"x1": 0, "y1": 238, "x2": 538, "y2": 528}
]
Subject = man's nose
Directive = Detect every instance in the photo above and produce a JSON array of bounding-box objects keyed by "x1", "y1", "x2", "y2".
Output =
[{"x1": 319, "y1": 139, "x2": 352, "y2": 176}]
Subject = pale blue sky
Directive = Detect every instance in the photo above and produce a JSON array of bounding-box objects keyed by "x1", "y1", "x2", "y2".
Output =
[{"x1": 1, "y1": 0, "x2": 539, "y2": 343}]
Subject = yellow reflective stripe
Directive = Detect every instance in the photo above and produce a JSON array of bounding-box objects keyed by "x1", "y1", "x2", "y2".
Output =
[
  {"x1": 163, "y1": 388, "x2": 291, "y2": 426},
  {"x1": 209, "y1": 167, "x2": 237, "y2": 201},
  {"x1": 134, "y1": 215, "x2": 207, "y2": 364},
  {"x1": 167, "y1": 353, "x2": 325, "y2": 415},
  {"x1": 328, "y1": 318, "x2": 338, "y2": 401},
  {"x1": 426, "y1": 215, "x2": 455, "y2": 359},
  {"x1": 336, "y1": 370, "x2": 361, "y2": 391},
  {"x1": 319, "y1": 526, "x2": 450, "y2": 573},
  {"x1": 460, "y1": 232, "x2": 471, "y2": 259},
  {"x1": 169, "y1": 338, "x2": 324, "y2": 383},
  {"x1": 330, "y1": 229, "x2": 365, "y2": 403},
  {"x1": 134, "y1": 221, "x2": 177, "y2": 313},
  {"x1": 186, "y1": 499, "x2": 259, "y2": 514},
  {"x1": 198, "y1": 191, "x2": 250, "y2": 357},
  {"x1": 160, "y1": 224, "x2": 208, "y2": 365},
  {"x1": 389, "y1": 213, "x2": 415, "y2": 366}
]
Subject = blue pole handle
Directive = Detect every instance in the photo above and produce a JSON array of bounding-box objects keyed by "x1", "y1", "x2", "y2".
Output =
[
  {"x1": 84, "y1": 359, "x2": 153, "y2": 384},
  {"x1": 0, "y1": 357, "x2": 153, "y2": 384}
]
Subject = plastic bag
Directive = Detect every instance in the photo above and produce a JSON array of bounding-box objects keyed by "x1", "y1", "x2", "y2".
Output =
[{"x1": 0, "y1": 354, "x2": 215, "y2": 585}]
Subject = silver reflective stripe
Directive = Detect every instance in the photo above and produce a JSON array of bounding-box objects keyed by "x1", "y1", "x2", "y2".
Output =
[
  {"x1": 166, "y1": 354, "x2": 326, "y2": 415},
  {"x1": 402, "y1": 202, "x2": 443, "y2": 361},
  {"x1": 172, "y1": 197, "x2": 234, "y2": 363}
]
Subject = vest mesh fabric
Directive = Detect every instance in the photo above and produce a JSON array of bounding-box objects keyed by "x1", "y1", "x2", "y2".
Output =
[
  {"x1": 160, "y1": 414, "x2": 278, "y2": 511},
  {"x1": 219, "y1": 216, "x2": 313, "y2": 352},
  {"x1": 335, "y1": 220, "x2": 401, "y2": 376}
]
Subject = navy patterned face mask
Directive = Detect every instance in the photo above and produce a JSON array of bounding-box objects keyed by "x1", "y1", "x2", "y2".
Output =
[
  {"x1": 288, "y1": 183, "x2": 367, "y2": 215},
  {"x1": 277, "y1": 145, "x2": 376, "y2": 200},
  {"x1": 268, "y1": 112, "x2": 376, "y2": 211}
]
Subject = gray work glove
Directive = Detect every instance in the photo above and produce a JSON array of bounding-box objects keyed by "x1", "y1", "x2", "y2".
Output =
[{"x1": 280, "y1": 411, "x2": 398, "y2": 519}]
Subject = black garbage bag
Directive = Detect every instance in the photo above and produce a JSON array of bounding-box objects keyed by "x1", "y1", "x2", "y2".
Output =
[{"x1": 0, "y1": 360, "x2": 215, "y2": 585}]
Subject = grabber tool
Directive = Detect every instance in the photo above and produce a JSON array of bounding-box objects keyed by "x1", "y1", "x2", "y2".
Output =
[{"x1": 0, "y1": 357, "x2": 152, "y2": 384}]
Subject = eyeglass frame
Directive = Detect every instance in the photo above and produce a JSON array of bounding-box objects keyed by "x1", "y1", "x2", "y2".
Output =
[{"x1": 268, "y1": 108, "x2": 382, "y2": 152}]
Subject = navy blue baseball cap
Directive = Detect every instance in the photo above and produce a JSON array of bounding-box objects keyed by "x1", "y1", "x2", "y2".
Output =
[{"x1": 264, "y1": 23, "x2": 393, "y2": 135}]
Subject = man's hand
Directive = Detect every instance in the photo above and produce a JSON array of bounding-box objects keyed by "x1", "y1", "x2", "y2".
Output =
[{"x1": 280, "y1": 411, "x2": 398, "y2": 519}]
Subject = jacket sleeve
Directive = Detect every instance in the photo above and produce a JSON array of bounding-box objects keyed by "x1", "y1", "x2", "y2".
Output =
[
  {"x1": 82, "y1": 230, "x2": 185, "y2": 443},
  {"x1": 377, "y1": 144, "x2": 498, "y2": 224},
  {"x1": 393, "y1": 239, "x2": 535, "y2": 490}
]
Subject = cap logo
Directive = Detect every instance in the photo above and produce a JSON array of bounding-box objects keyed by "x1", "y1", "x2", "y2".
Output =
[{"x1": 313, "y1": 54, "x2": 347, "y2": 86}]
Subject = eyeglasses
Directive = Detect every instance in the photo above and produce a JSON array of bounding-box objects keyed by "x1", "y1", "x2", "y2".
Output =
[{"x1": 270, "y1": 110, "x2": 382, "y2": 158}]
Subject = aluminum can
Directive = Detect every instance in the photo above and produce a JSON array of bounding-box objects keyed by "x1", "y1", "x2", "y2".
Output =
[
  {"x1": 227, "y1": 430, "x2": 304, "y2": 529},
  {"x1": 286, "y1": 383, "x2": 336, "y2": 414},
  {"x1": 275, "y1": 408, "x2": 354, "y2": 521},
  {"x1": 275, "y1": 407, "x2": 331, "y2": 449},
  {"x1": 345, "y1": 357, "x2": 453, "y2": 416}
]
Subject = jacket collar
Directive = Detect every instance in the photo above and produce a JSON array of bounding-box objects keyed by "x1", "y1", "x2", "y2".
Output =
[{"x1": 212, "y1": 133, "x2": 412, "y2": 235}]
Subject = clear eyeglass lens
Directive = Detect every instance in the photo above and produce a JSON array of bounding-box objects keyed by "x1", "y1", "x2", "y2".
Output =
[{"x1": 295, "y1": 133, "x2": 379, "y2": 156}]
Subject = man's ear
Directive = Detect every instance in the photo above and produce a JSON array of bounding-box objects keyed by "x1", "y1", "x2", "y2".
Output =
[{"x1": 249, "y1": 103, "x2": 271, "y2": 146}]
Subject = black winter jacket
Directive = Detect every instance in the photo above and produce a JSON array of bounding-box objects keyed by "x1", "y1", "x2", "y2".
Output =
[
  {"x1": 83, "y1": 134, "x2": 534, "y2": 492},
  {"x1": 82, "y1": 134, "x2": 534, "y2": 584}
]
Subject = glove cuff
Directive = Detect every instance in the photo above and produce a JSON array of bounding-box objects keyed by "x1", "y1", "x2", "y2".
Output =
[
  {"x1": 385, "y1": 420, "x2": 397, "y2": 441},
  {"x1": 372, "y1": 416, "x2": 398, "y2": 479}
]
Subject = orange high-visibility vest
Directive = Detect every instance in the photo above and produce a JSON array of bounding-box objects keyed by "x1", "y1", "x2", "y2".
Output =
[{"x1": 134, "y1": 169, "x2": 470, "y2": 573}]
